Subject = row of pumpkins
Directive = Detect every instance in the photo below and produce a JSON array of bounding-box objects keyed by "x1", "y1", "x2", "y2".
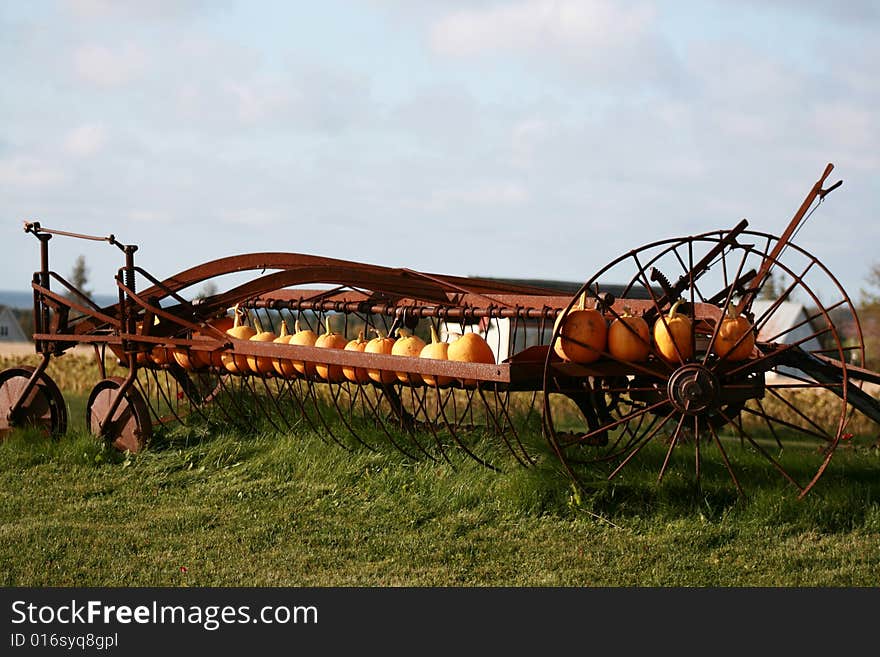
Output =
[
  {"x1": 554, "y1": 297, "x2": 756, "y2": 365},
  {"x1": 147, "y1": 305, "x2": 496, "y2": 387}
]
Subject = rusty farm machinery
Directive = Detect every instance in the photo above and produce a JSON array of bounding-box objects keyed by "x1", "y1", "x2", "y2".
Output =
[{"x1": 2, "y1": 163, "x2": 879, "y2": 498}]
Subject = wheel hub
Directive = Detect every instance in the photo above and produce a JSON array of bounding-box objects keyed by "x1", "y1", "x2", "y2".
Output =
[{"x1": 666, "y1": 364, "x2": 720, "y2": 415}]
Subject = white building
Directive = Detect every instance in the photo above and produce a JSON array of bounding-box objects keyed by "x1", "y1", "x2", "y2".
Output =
[{"x1": 0, "y1": 307, "x2": 28, "y2": 342}]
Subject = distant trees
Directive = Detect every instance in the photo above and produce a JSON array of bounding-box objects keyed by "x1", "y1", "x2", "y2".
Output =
[
  {"x1": 859, "y1": 263, "x2": 880, "y2": 370},
  {"x1": 67, "y1": 255, "x2": 93, "y2": 301},
  {"x1": 195, "y1": 281, "x2": 218, "y2": 300},
  {"x1": 759, "y1": 271, "x2": 783, "y2": 300}
]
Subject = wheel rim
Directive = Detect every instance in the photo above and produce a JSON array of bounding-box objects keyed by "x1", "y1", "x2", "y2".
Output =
[
  {"x1": 86, "y1": 377, "x2": 152, "y2": 453},
  {"x1": 0, "y1": 366, "x2": 67, "y2": 439},
  {"x1": 542, "y1": 229, "x2": 861, "y2": 497}
]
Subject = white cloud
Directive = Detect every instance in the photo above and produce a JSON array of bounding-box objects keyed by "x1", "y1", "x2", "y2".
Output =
[
  {"x1": 72, "y1": 42, "x2": 147, "y2": 87},
  {"x1": 223, "y1": 79, "x2": 293, "y2": 125},
  {"x1": 218, "y1": 208, "x2": 284, "y2": 227},
  {"x1": 0, "y1": 157, "x2": 67, "y2": 188},
  {"x1": 128, "y1": 209, "x2": 173, "y2": 225},
  {"x1": 63, "y1": 0, "x2": 217, "y2": 21},
  {"x1": 63, "y1": 124, "x2": 107, "y2": 157},
  {"x1": 431, "y1": 0, "x2": 655, "y2": 56},
  {"x1": 405, "y1": 181, "x2": 528, "y2": 213},
  {"x1": 511, "y1": 118, "x2": 551, "y2": 167}
]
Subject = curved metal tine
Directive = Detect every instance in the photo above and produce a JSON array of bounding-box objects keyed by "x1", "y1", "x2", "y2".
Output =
[
  {"x1": 134, "y1": 373, "x2": 164, "y2": 427},
  {"x1": 461, "y1": 386, "x2": 481, "y2": 430},
  {"x1": 753, "y1": 398, "x2": 784, "y2": 450},
  {"x1": 169, "y1": 367, "x2": 190, "y2": 423},
  {"x1": 182, "y1": 372, "x2": 217, "y2": 422},
  {"x1": 607, "y1": 408, "x2": 677, "y2": 479},
  {"x1": 702, "y1": 245, "x2": 751, "y2": 367},
  {"x1": 657, "y1": 411, "x2": 688, "y2": 484},
  {"x1": 491, "y1": 385, "x2": 536, "y2": 465},
  {"x1": 603, "y1": 398, "x2": 650, "y2": 458},
  {"x1": 705, "y1": 418, "x2": 744, "y2": 495},
  {"x1": 329, "y1": 380, "x2": 377, "y2": 452},
  {"x1": 151, "y1": 367, "x2": 187, "y2": 427},
  {"x1": 498, "y1": 387, "x2": 537, "y2": 465},
  {"x1": 282, "y1": 377, "x2": 327, "y2": 442},
  {"x1": 567, "y1": 410, "x2": 661, "y2": 466},
  {"x1": 476, "y1": 385, "x2": 530, "y2": 467},
  {"x1": 269, "y1": 376, "x2": 298, "y2": 426},
  {"x1": 694, "y1": 414, "x2": 701, "y2": 486},
  {"x1": 632, "y1": 252, "x2": 685, "y2": 369},
  {"x1": 193, "y1": 370, "x2": 227, "y2": 424},
  {"x1": 357, "y1": 383, "x2": 422, "y2": 461},
  {"x1": 219, "y1": 374, "x2": 259, "y2": 431},
  {"x1": 559, "y1": 398, "x2": 669, "y2": 447},
  {"x1": 419, "y1": 385, "x2": 453, "y2": 465},
  {"x1": 404, "y1": 383, "x2": 429, "y2": 428},
  {"x1": 304, "y1": 380, "x2": 351, "y2": 452},
  {"x1": 256, "y1": 373, "x2": 293, "y2": 431},
  {"x1": 406, "y1": 384, "x2": 443, "y2": 462},
  {"x1": 208, "y1": 373, "x2": 249, "y2": 429},
  {"x1": 242, "y1": 374, "x2": 283, "y2": 434},
  {"x1": 716, "y1": 407, "x2": 804, "y2": 493},
  {"x1": 436, "y1": 386, "x2": 500, "y2": 472},
  {"x1": 381, "y1": 384, "x2": 437, "y2": 462},
  {"x1": 405, "y1": 384, "x2": 443, "y2": 444}
]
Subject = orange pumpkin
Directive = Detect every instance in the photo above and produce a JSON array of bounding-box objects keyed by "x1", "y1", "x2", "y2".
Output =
[
  {"x1": 172, "y1": 344, "x2": 196, "y2": 371},
  {"x1": 173, "y1": 314, "x2": 233, "y2": 371},
  {"x1": 314, "y1": 318, "x2": 348, "y2": 382},
  {"x1": 607, "y1": 307, "x2": 651, "y2": 363},
  {"x1": 365, "y1": 329, "x2": 397, "y2": 385},
  {"x1": 447, "y1": 331, "x2": 495, "y2": 387},
  {"x1": 653, "y1": 299, "x2": 693, "y2": 363},
  {"x1": 205, "y1": 315, "x2": 235, "y2": 370},
  {"x1": 711, "y1": 304, "x2": 755, "y2": 361},
  {"x1": 553, "y1": 293, "x2": 607, "y2": 364},
  {"x1": 150, "y1": 344, "x2": 173, "y2": 368},
  {"x1": 392, "y1": 328, "x2": 426, "y2": 385},
  {"x1": 419, "y1": 325, "x2": 453, "y2": 388},
  {"x1": 290, "y1": 319, "x2": 319, "y2": 379},
  {"x1": 220, "y1": 305, "x2": 257, "y2": 374},
  {"x1": 142, "y1": 316, "x2": 171, "y2": 368},
  {"x1": 272, "y1": 321, "x2": 298, "y2": 379},
  {"x1": 246, "y1": 316, "x2": 278, "y2": 376},
  {"x1": 342, "y1": 330, "x2": 370, "y2": 384}
]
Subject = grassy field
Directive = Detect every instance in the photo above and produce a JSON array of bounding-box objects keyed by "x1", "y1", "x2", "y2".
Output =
[{"x1": 1, "y1": 354, "x2": 880, "y2": 587}]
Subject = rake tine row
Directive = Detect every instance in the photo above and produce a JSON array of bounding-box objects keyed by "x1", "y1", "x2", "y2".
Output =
[{"x1": 130, "y1": 360, "x2": 544, "y2": 472}]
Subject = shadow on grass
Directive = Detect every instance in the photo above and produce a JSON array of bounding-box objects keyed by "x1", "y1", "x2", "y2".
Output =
[{"x1": 6, "y1": 384, "x2": 879, "y2": 530}]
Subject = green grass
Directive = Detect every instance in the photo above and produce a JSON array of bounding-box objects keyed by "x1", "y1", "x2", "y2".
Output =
[{"x1": 2, "y1": 392, "x2": 879, "y2": 587}]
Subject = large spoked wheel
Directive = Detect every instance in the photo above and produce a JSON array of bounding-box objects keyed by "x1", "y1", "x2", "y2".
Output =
[
  {"x1": 542, "y1": 228, "x2": 863, "y2": 498},
  {"x1": 0, "y1": 366, "x2": 68, "y2": 439},
  {"x1": 86, "y1": 377, "x2": 153, "y2": 453}
]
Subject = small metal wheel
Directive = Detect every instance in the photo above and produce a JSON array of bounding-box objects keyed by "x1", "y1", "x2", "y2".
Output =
[
  {"x1": 0, "y1": 366, "x2": 68, "y2": 439},
  {"x1": 542, "y1": 227, "x2": 864, "y2": 498},
  {"x1": 86, "y1": 376, "x2": 153, "y2": 453}
]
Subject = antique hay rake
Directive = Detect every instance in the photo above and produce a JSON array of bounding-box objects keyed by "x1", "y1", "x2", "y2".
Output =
[{"x1": 3, "y1": 163, "x2": 879, "y2": 497}]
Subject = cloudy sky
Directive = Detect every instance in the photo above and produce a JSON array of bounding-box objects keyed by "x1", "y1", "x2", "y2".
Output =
[{"x1": 2, "y1": 0, "x2": 877, "y2": 303}]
